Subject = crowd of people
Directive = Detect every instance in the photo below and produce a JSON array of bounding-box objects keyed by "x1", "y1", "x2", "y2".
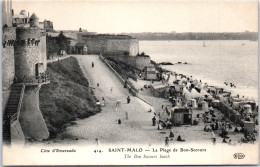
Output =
[{"x1": 150, "y1": 70, "x2": 258, "y2": 146}]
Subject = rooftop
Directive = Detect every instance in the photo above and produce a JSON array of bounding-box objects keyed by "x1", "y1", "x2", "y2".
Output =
[
  {"x1": 13, "y1": 14, "x2": 28, "y2": 19},
  {"x1": 30, "y1": 13, "x2": 39, "y2": 19},
  {"x1": 151, "y1": 83, "x2": 168, "y2": 90}
]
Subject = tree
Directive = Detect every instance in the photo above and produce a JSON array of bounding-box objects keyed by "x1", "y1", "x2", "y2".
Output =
[
  {"x1": 46, "y1": 35, "x2": 59, "y2": 59},
  {"x1": 56, "y1": 31, "x2": 71, "y2": 55}
]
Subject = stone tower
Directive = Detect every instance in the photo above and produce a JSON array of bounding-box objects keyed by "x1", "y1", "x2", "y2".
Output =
[
  {"x1": 12, "y1": 12, "x2": 50, "y2": 141},
  {"x1": 29, "y1": 13, "x2": 39, "y2": 27}
]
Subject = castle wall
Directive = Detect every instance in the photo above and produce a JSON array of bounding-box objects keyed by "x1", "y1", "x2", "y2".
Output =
[
  {"x1": 11, "y1": 121, "x2": 25, "y2": 144},
  {"x1": 135, "y1": 56, "x2": 151, "y2": 69},
  {"x1": 39, "y1": 33, "x2": 47, "y2": 72},
  {"x1": 14, "y1": 27, "x2": 41, "y2": 81},
  {"x1": 112, "y1": 55, "x2": 136, "y2": 67},
  {"x1": 81, "y1": 36, "x2": 139, "y2": 56},
  {"x1": 111, "y1": 55, "x2": 150, "y2": 69},
  {"x1": 2, "y1": 27, "x2": 16, "y2": 89},
  {"x1": 129, "y1": 39, "x2": 139, "y2": 56},
  {"x1": 2, "y1": 27, "x2": 16, "y2": 111},
  {"x1": 106, "y1": 39, "x2": 131, "y2": 55},
  {"x1": 84, "y1": 38, "x2": 107, "y2": 54}
]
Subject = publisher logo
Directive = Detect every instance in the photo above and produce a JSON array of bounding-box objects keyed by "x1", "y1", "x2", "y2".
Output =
[{"x1": 233, "y1": 153, "x2": 245, "y2": 159}]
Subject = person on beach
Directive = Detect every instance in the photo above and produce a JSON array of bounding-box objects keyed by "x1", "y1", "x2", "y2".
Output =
[
  {"x1": 118, "y1": 119, "x2": 121, "y2": 124},
  {"x1": 166, "y1": 120, "x2": 172, "y2": 129},
  {"x1": 183, "y1": 87, "x2": 192, "y2": 107},
  {"x1": 127, "y1": 96, "x2": 131, "y2": 104},
  {"x1": 125, "y1": 111, "x2": 128, "y2": 120},
  {"x1": 95, "y1": 138, "x2": 100, "y2": 146},
  {"x1": 92, "y1": 62, "x2": 94, "y2": 68},
  {"x1": 177, "y1": 135, "x2": 185, "y2": 142},
  {"x1": 97, "y1": 83, "x2": 99, "y2": 87},
  {"x1": 212, "y1": 137, "x2": 216, "y2": 145},
  {"x1": 110, "y1": 87, "x2": 113, "y2": 93},
  {"x1": 169, "y1": 129, "x2": 174, "y2": 138},
  {"x1": 165, "y1": 137, "x2": 169, "y2": 147},
  {"x1": 158, "y1": 122, "x2": 163, "y2": 130},
  {"x1": 152, "y1": 116, "x2": 156, "y2": 126},
  {"x1": 212, "y1": 132, "x2": 216, "y2": 141}
]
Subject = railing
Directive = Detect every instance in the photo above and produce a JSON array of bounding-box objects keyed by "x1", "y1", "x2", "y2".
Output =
[
  {"x1": 22, "y1": 72, "x2": 50, "y2": 84},
  {"x1": 10, "y1": 84, "x2": 25, "y2": 126},
  {"x1": 100, "y1": 55, "x2": 139, "y2": 96}
]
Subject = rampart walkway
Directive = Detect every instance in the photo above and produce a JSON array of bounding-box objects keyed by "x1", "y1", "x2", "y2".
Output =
[{"x1": 66, "y1": 55, "x2": 163, "y2": 146}]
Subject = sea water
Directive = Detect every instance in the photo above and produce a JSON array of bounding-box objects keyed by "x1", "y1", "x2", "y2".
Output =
[{"x1": 139, "y1": 40, "x2": 258, "y2": 101}]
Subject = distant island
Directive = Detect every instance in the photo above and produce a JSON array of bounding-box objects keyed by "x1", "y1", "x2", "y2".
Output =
[{"x1": 120, "y1": 32, "x2": 258, "y2": 41}]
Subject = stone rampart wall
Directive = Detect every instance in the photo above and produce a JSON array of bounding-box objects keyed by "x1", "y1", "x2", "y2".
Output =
[
  {"x1": 106, "y1": 39, "x2": 131, "y2": 55},
  {"x1": 85, "y1": 38, "x2": 107, "y2": 54},
  {"x1": 39, "y1": 35, "x2": 47, "y2": 71},
  {"x1": 81, "y1": 36, "x2": 139, "y2": 56},
  {"x1": 2, "y1": 27, "x2": 16, "y2": 110},
  {"x1": 11, "y1": 121, "x2": 25, "y2": 144},
  {"x1": 129, "y1": 39, "x2": 139, "y2": 56},
  {"x1": 135, "y1": 56, "x2": 151, "y2": 69}
]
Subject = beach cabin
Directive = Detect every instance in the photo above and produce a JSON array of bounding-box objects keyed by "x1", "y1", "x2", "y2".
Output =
[
  {"x1": 150, "y1": 83, "x2": 169, "y2": 98},
  {"x1": 170, "y1": 107, "x2": 192, "y2": 126},
  {"x1": 144, "y1": 65, "x2": 157, "y2": 80}
]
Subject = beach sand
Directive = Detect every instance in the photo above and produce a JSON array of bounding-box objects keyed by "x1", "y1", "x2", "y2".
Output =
[{"x1": 40, "y1": 55, "x2": 256, "y2": 147}]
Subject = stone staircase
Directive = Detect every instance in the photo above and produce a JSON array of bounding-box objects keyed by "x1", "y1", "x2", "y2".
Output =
[{"x1": 3, "y1": 84, "x2": 25, "y2": 144}]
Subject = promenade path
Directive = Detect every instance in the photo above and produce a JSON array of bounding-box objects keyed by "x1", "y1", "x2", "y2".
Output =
[
  {"x1": 65, "y1": 55, "x2": 165, "y2": 146},
  {"x1": 47, "y1": 55, "x2": 71, "y2": 64}
]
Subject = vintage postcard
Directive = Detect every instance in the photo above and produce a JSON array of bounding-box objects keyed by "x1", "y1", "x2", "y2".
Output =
[{"x1": 2, "y1": 0, "x2": 259, "y2": 165}]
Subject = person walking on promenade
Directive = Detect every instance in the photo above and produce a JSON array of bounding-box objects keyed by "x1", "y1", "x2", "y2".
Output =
[
  {"x1": 125, "y1": 111, "x2": 128, "y2": 120},
  {"x1": 92, "y1": 62, "x2": 94, "y2": 68},
  {"x1": 101, "y1": 97, "x2": 105, "y2": 106},
  {"x1": 127, "y1": 96, "x2": 131, "y2": 104}
]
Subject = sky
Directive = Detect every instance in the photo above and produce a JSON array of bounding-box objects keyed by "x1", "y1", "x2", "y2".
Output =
[{"x1": 11, "y1": 0, "x2": 258, "y2": 34}]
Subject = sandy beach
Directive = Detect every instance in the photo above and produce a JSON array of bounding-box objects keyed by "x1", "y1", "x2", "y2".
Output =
[{"x1": 41, "y1": 55, "x2": 256, "y2": 147}]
